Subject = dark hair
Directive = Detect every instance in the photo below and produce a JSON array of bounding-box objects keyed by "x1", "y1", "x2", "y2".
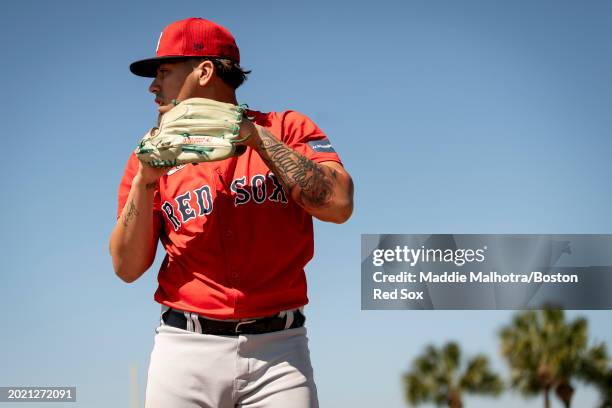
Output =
[{"x1": 189, "y1": 57, "x2": 251, "y2": 89}]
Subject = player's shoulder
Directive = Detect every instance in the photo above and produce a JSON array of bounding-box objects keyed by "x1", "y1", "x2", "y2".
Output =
[
  {"x1": 246, "y1": 108, "x2": 319, "y2": 131},
  {"x1": 121, "y1": 151, "x2": 140, "y2": 173}
]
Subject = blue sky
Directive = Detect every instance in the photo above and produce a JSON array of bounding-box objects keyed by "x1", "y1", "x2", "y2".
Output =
[{"x1": 1, "y1": 0, "x2": 611, "y2": 407}]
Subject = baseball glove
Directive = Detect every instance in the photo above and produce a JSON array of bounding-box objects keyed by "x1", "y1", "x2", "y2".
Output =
[{"x1": 135, "y1": 98, "x2": 251, "y2": 167}]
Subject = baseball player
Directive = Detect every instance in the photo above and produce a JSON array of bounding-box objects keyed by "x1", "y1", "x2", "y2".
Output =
[{"x1": 109, "y1": 17, "x2": 354, "y2": 408}]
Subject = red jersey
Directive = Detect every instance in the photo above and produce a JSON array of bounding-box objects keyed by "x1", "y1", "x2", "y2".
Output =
[{"x1": 117, "y1": 110, "x2": 342, "y2": 319}]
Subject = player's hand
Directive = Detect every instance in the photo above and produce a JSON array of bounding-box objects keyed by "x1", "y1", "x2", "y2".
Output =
[
  {"x1": 237, "y1": 118, "x2": 259, "y2": 148},
  {"x1": 134, "y1": 160, "x2": 172, "y2": 188},
  {"x1": 134, "y1": 127, "x2": 173, "y2": 187}
]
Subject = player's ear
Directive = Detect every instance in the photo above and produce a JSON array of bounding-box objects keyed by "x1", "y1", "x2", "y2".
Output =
[{"x1": 195, "y1": 60, "x2": 215, "y2": 87}]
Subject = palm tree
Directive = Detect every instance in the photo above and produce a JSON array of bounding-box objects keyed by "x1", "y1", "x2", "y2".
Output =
[
  {"x1": 578, "y1": 344, "x2": 612, "y2": 408},
  {"x1": 403, "y1": 341, "x2": 503, "y2": 408},
  {"x1": 590, "y1": 369, "x2": 612, "y2": 408},
  {"x1": 499, "y1": 308, "x2": 607, "y2": 408}
]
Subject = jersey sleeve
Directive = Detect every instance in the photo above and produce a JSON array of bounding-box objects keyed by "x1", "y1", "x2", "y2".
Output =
[
  {"x1": 116, "y1": 153, "x2": 162, "y2": 219},
  {"x1": 280, "y1": 111, "x2": 343, "y2": 165}
]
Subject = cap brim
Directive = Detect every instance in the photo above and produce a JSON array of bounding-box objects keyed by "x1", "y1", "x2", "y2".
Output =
[{"x1": 129, "y1": 56, "x2": 192, "y2": 77}]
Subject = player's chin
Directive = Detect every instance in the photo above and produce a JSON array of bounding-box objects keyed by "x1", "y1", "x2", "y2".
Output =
[{"x1": 158, "y1": 104, "x2": 174, "y2": 114}]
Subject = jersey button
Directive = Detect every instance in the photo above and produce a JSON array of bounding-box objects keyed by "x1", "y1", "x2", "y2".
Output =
[{"x1": 225, "y1": 230, "x2": 233, "y2": 237}]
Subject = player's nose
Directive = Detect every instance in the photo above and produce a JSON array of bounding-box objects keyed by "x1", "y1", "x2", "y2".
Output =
[{"x1": 149, "y1": 78, "x2": 160, "y2": 94}]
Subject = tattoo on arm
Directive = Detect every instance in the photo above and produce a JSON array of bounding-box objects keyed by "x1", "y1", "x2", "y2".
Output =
[
  {"x1": 122, "y1": 199, "x2": 140, "y2": 227},
  {"x1": 255, "y1": 129, "x2": 336, "y2": 208}
]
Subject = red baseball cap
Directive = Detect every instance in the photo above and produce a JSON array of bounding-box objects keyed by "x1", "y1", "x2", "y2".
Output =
[{"x1": 130, "y1": 17, "x2": 240, "y2": 77}]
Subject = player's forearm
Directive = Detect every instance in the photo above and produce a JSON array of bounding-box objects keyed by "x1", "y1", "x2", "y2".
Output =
[
  {"x1": 249, "y1": 126, "x2": 354, "y2": 223},
  {"x1": 109, "y1": 178, "x2": 159, "y2": 282}
]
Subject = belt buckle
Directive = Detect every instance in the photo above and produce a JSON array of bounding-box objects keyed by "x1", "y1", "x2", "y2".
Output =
[{"x1": 234, "y1": 319, "x2": 257, "y2": 334}]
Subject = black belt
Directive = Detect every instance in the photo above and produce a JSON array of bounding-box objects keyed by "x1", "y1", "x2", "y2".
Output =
[{"x1": 162, "y1": 308, "x2": 305, "y2": 335}]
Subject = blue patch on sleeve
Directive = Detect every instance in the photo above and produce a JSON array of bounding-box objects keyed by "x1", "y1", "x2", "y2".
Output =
[{"x1": 308, "y1": 138, "x2": 336, "y2": 153}]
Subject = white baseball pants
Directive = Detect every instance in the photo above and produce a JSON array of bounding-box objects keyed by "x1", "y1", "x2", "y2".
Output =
[{"x1": 144, "y1": 312, "x2": 319, "y2": 407}]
